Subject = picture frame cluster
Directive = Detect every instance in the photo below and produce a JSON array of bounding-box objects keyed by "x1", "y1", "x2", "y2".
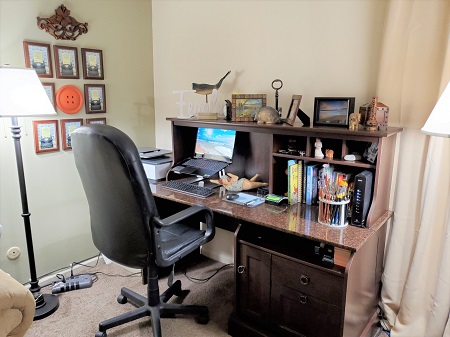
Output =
[
  {"x1": 24, "y1": 41, "x2": 104, "y2": 80},
  {"x1": 23, "y1": 40, "x2": 107, "y2": 115},
  {"x1": 33, "y1": 118, "x2": 106, "y2": 154}
]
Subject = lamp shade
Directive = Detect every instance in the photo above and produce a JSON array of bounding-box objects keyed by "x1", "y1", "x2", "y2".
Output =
[
  {"x1": 421, "y1": 81, "x2": 450, "y2": 137},
  {"x1": 0, "y1": 67, "x2": 56, "y2": 117}
]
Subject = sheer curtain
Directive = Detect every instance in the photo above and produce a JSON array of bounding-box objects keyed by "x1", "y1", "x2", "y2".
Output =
[{"x1": 376, "y1": 1, "x2": 450, "y2": 336}]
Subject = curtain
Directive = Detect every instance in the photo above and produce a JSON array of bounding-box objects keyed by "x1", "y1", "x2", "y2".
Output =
[{"x1": 376, "y1": 1, "x2": 450, "y2": 337}]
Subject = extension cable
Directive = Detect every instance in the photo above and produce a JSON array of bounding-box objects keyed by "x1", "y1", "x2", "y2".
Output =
[{"x1": 51, "y1": 275, "x2": 93, "y2": 294}]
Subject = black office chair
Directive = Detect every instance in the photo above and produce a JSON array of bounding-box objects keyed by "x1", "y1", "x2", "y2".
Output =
[{"x1": 71, "y1": 124, "x2": 215, "y2": 337}]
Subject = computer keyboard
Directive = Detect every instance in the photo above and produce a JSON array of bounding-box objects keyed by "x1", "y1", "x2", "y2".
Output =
[
  {"x1": 160, "y1": 180, "x2": 215, "y2": 198},
  {"x1": 183, "y1": 158, "x2": 228, "y2": 171}
]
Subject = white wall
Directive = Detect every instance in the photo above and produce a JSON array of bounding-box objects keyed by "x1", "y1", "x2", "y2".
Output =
[
  {"x1": 152, "y1": 0, "x2": 388, "y2": 151},
  {"x1": 152, "y1": 0, "x2": 388, "y2": 263},
  {"x1": 0, "y1": 0, "x2": 154, "y2": 282}
]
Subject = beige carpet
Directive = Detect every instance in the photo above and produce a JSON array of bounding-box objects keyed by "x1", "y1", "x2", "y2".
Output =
[
  {"x1": 26, "y1": 255, "x2": 234, "y2": 337},
  {"x1": 26, "y1": 255, "x2": 389, "y2": 337}
]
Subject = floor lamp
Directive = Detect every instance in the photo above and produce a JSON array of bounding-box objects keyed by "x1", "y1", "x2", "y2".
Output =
[
  {"x1": 421, "y1": 80, "x2": 450, "y2": 137},
  {"x1": 0, "y1": 67, "x2": 59, "y2": 319}
]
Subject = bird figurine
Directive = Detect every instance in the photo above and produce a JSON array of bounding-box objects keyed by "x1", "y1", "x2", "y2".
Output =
[{"x1": 192, "y1": 71, "x2": 231, "y2": 102}]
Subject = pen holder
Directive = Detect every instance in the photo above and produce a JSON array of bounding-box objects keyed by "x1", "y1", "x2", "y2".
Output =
[{"x1": 318, "y1": 198, "x2": 350, "y2": 228}]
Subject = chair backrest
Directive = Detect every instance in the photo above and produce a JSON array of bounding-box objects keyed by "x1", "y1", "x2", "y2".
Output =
[{"x1": 72, "y1": 124, "x2": 159, "y2": 269}]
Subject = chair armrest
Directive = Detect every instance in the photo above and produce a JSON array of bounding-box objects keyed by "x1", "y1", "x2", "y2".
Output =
[{"x1": 153, "y1": 204, "x2": 214, "y2": 236}]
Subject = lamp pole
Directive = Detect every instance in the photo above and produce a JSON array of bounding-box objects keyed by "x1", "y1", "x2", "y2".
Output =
[{"x1": 10, "y1": 117, "x2": 59, "y2": 320}]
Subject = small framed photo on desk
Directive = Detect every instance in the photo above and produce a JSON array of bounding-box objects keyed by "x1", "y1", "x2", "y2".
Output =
[
  {"x1": 313, "y1": 97, "x2": 355, "y2": 127},
  {"x1": 286, "y1": 95, "x2": 302, "y2": 126},
  {"x1": 232, "y1": 94, "x2": 266, "y2": 122}
]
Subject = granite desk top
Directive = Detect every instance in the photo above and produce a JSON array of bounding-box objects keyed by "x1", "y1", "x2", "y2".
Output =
[{"x1": 150, "y1": 182, "x2": 393, "y2": 252}]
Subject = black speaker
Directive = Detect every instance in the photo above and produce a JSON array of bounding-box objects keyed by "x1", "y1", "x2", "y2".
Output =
[{"x1": 351, "y1": 170, "x2": 373, "y2": 227}]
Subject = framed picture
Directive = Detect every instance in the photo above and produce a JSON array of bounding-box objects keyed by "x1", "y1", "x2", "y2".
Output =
[
  {"x1": 84, "y1": 84, "x2": 106, "y2": 113},
  {"x1": 60, "y1": 119, "x2": 83, "y2": 150},
  {"x1": 81, "y1": 48, "x2": 104, "y2": 80},
  {"x1": 23, "y1": 41, "x2": 53, "y2": 78},
  {"x1": 232, "y1": 94, "x2": 266, "y2": 122},
  {"x1": 313, "y1": 97, "x2": 355, "y2": 127},
  {"x1": 285, "y1": 95, "x2": 302, "y2": 126},
  {"x1": 86, "y1": 117, "x2": 106, "y2": 125},
  {"x1": 33, "y1": 120, "x2": 59, "y2": 153},
  {"x1": 42, "y1": 82, "x2": 56, "y2": 110},
  {"x1": 53, "y1": 45, "x2": 79, "y2": 79}
]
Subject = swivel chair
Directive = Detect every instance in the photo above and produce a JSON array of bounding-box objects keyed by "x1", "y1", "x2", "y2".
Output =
[{"x1": 71, "y1": 124, "x2": 215, "y2": 337}]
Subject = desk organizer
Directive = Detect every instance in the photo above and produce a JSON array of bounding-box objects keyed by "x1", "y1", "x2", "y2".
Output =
[{"x1": 318, "y1": 197, "x2": 350, "y2": 228}]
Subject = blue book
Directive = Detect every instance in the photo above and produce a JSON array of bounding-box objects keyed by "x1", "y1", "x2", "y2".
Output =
[{"x1": 305, "y1": 164, "x2": 318, "y2": 205}]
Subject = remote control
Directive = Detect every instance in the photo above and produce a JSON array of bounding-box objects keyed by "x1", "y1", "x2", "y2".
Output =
[{"x1": 51, "y1": 275, "x2": 93, "y2": 294}]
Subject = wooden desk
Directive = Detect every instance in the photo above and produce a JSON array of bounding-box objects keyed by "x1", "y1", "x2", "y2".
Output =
[
  {"x1": 158, "y1": 118, "x2": 401, "y2": 337},
  {"x1": 151, "y1": 183, "x2": 391, "y2": 337}
]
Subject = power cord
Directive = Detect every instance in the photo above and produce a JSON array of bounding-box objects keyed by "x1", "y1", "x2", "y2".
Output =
[{"x1": 183, "y1": 263, "x2": 233, "y2": 284}]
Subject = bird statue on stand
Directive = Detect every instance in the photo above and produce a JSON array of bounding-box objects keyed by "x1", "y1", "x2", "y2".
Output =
[{"x1": 192, "y1": 71, "x2": 231, "y2": 102}]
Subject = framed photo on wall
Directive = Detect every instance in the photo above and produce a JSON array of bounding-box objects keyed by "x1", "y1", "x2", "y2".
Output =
[
  {"x1": 285, "y1": 95, "x2": 302, "y2": 126},
  {"x1": 33, "y1": 120, "x2": 59, "y2": 153},
  {"x1": 86, "y1": 117, "x2": 106, "y2": 125},
  {"x1": 81, "y1": 48, "x2": 104, "y2": 80},
  {"x1": 23, "y1": 41, "x2": 53, "y2": 78},
  {"x1": 231, "y1": 94, "x2": 266, "y2": 121},
  {"x1": 41, "y1": 82, "x2": 56, "y2": 111},
  {"x1": 53, "y1": 45, "x2": 79, "y2": 79},
  {"x1": 60, "y1": 119, "x2": 83, "y2": 150},
  {"x1": 84, "y1": 84, "x2": 106, "y2": 113},
  {"x1": 313, "y1": 97, "x2": 355, "y2": 127}
]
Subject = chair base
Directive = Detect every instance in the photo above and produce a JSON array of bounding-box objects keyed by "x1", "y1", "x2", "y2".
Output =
[{"x1": 95, "y1": 280, "x2": 209, "y2": 337}]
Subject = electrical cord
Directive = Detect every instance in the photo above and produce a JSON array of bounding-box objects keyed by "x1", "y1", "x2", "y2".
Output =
[{"x1": 183, "y1": 263, "x2": 233, "y2": 284}]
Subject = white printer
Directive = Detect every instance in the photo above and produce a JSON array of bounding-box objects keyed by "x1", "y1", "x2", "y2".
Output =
[{"x1": 138, "y1": 147, "x2": 172, "y2": 181}]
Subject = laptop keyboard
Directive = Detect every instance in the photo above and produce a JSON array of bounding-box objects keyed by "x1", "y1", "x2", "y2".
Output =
[
  {"x1": 184, "y1": 158, "x2": 228, "y2": 171},
  {"x1": 160, "y1": 180, "x2": 215, "y2": 198}
]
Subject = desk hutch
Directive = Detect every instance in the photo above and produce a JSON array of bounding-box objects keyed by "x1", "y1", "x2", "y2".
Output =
[{"x1": 152, "y1": 118, "x2": 402, "y2": 337}]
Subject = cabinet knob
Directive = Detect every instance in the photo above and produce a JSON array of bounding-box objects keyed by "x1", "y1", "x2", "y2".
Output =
[
  {"x1": 299, "y1": 295, "x2": 308, "y2": 304},
  {"x1": 300, "y1": 274, "x2": 310, "y2": 285},
  {"x1": 237, "y1": 265, "x2": 246, "y2": 274}
]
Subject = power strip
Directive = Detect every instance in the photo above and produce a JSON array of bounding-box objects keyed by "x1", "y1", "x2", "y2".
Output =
[{"x1": 51, "y1": 275, "x2": 93, "y2": 294}]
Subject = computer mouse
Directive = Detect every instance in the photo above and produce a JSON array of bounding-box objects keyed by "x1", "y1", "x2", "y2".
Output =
[{"x1": 226, "y1": 193, "x2": 239, "y2": 200}]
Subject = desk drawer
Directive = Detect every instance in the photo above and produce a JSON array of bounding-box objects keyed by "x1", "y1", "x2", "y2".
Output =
[
  {"x1": 272, "y1": 255, "x2": 344, "y2": 307},
  {"x1": 271, "y1": 282, "x2": 341, "y2": 337}
]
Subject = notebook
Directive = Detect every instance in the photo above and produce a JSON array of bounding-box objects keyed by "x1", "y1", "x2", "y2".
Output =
[{"x1": 172, "y1": 127, "x2": 237, "y2": 178}]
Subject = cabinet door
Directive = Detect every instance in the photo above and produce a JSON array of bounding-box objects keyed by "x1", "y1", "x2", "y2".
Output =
[
  {"x1": 237, "y1": 243, "x2": 271, "y2": 321},
  {"x1": 271, "y1": 282, "x2": 341, "y2": 337}
]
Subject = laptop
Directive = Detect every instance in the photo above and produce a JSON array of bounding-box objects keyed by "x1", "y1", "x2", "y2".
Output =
[{"x1": 172, "y1": 127, "x2": 237, "y2": 178}]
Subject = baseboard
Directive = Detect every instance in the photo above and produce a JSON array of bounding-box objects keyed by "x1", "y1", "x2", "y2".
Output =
[{"x1": 32, "y1": 255, "x2": 103, "y2": 288}]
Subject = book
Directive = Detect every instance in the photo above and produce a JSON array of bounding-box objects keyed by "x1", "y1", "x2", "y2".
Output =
[
  {"x1": 287, "y1": 160, "x2": 299, "y2": 205},
  {"x1": 297, "y1": 159, "x2": 304, "y2": 203},
  {"x1": 305, "y1": 163, "x2": 318, "y2": 205}
]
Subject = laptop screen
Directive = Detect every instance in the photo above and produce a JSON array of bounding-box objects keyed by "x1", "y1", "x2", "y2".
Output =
[{"x1": 194, "y1": 128, "x2": 237, "y2": 163}]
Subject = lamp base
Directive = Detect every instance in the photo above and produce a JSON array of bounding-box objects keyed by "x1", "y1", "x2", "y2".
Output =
[{"x1": 34, "y1": 293, "x2": 59, "y2": 320}]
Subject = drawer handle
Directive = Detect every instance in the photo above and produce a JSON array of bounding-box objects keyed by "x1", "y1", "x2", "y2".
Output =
[
  {"x1": 237, "y1": 265, "x2": 246, "y2": 274},
  {"x1": 300, "y1": 275, "x2": 310, "y2": 285},
  {"x1": 299, "y1": 295, "x2": 308, "y2": 304}
]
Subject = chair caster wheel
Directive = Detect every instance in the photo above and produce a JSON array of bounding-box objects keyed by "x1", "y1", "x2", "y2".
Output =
[
  {"x1": 117, "y1": 294, "x2": 127, "y2": 304},
  {"x1": 95, "y1": 332, "x2": 106, "y2": 337},
  {"x1": 195, "y1": 314, "x2": 209, "y2": 325}
]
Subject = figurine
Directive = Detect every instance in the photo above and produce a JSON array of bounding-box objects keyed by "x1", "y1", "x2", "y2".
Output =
[
  {"x1": 210, "y1": 173, "x2": 268, "y2": 192},
  {"x1": 325, "y1": 149, "x2": 334, "y2": 160},
  {"x1": 348, "y1": 112, "x2": 360, "y2": 131},
  {"x1": 314, "y1": 138, "x2": 324, "y2": 159},
  {"x1": 364, "y1": 97, "x2": 379, "y2": 131},
  {"x1": 254, "y1": 106, "x2": 281, "y2": 124},
  {"x1": 192, "y1": 71, "x2": 231, "y2": 102}
]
